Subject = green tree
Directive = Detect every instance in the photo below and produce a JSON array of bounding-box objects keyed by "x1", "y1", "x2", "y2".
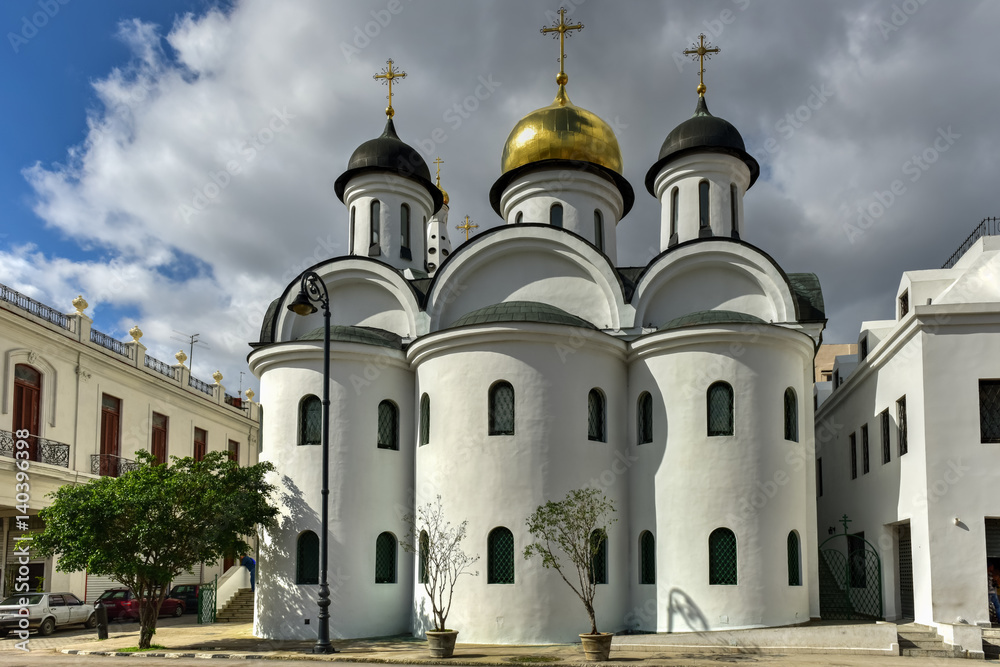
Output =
[
  {"x1": 523, "y1": 488, "x2": 617, "y2": 636},
  {"x1": 34, "y1": 450, "x2": 277, "y2": 648}
]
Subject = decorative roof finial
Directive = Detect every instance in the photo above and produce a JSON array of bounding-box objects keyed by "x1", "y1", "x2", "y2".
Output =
[
  {"x1": 175, "y1": 350, "x2": 188, "y2": 367},
  {"x1": 245, "y1": 388, "x2": 255, "y2": 402},
  {"x1": 72, "y1": 295, "x2": 88, "y2": 314},
  {"x1": 373, "y1": 58, "x2": 407, "y2": 118},
  {"x1": 212, "y1": 370, "x2": 223, "y2": 385},
  {"x1": 541, "y1": 7, "x2": 584, "y2": 104},
  {"x1": 433, "y1": 157, "x2": 444, "y2": 187},
  {"x1": 455, "y1": 215, "x2": 478, "y2": 241},
  {"x1": 129, "y1": 325, "x2": 143, "y2": 342},
  {"x1": 683, "y1": 33, "x2": 721, "y2": 97}
]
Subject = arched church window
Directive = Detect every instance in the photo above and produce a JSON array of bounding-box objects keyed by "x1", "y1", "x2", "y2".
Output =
[
  {"x1": 588, "y1": 389, "x2": 606, "y2": 442},
  {"x1": 707, "y1": 382, "x2": 734, "y2": 436},
  {"x1": 515, "y1": 211, "x2": 523, "y2": 224},
  {"x1": 637, "y1": 391, "x2": 653, "y2": 445},
  {"x1": 419, "y1": 530, "x2": 429, "y2": 584},
  {"x1": 594, "y1": 210, "x2": 604, "y2": 252},
  {"x1": 730, "y1": 183, "x2": 739, "y2": 237},
  {"x1": 784, "y1": 388, "x2": 798, "y2": 442},
  {"x1": 589, "y1": 529, "x2": 608, "y2": 584},
  {"x1": 296, "y1": 531, "x2": 319, "y2": 584},
  {"x1": 299, "y1": 395, "x2": 321, "y2": 446},
  {"x1": 487, "y1": 527, "x2": 515, "y2": 584},
  {"x1": 401, "y1": 204, "x2": 411, "y2": 250},
  {"x1": 349, "y1": 206, "x2": 356, "y2": 255},
  {"x1": 698, "y1": 181, "x2": 710, "y2": 230},
  {"x1": 670, "y1": 187, "x2": 679, "y2": 239},
  {"x1": 370, "y1": 199, "x2": 381, "y2": 246},
  {"x1": 639, "y1": 531, "x2": 655, "y2": 584},
  {"x1": 377, "y1": 400, "x2": 399, "y2": 450},
  {"x1": 419, "y1": 393, "x2": 430, "y2": 446},
  {"x1": 375, "y1": 532, "x2": 397, "y2": 583},
  {"x1": 550, "y1": 203, "x2": 563, "y2": 228},
  {"x1": 708, "y1": 527, "x2": 737, "y2": 585},
  {"x1": 787, "y1": 531, "x2": 801, "y2": 586},
  {"x1": 488, "y1": 381, "x2": 515, "y2": 436}
]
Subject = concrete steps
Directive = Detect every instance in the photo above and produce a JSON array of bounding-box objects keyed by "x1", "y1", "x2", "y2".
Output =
[
  {"x1": 896, "y1": 623, "x2": 964, "y2": 659},
  {"x1": 982, "y1": 627, "x2": 1000, "y2": 660},
  {"x1": 216, "y1": 588, "x2": 254, "y2": 623}
]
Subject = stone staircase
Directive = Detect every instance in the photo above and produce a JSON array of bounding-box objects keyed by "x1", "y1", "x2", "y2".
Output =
[
  {"x1": 216, "y1": 587, "x2": 254, "y2": 623},
  {"x1": 896, "y1": 623, "x2": 965, "y2": 659},
  {"x1": 983, "y1": 627, "x2": 1000, "y2": 660}
]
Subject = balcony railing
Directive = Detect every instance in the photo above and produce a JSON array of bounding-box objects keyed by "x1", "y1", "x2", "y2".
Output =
[
  {"x1": 89, "y1": 328, "x2": 135, "y2": 360},
  {"x1": 188, "y1": 375, "x2": 214, "y2": 396},
  {"x1": 144, "y1": 354, "x2": 176, "y2": 378},
  {"x1": 91, "y1": 453, "x2": 140, "y2": 477},
  {"x1": 0, "y1": 430, "x2": 71, "y2": 468},
  {"x1": 224, "y1": 394, "x2": 242, "y2": 408},
  {"x1": 0, "y1": 283, "x2": 70, "y2": 329},
  {"x1": 942, "y1": 217, "x2": 1000, "y2": 269}
]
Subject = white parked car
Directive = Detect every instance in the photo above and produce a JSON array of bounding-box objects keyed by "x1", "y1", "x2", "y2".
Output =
[{"x1": 0, "y1": 592, "x2": 97, "y2": 637}]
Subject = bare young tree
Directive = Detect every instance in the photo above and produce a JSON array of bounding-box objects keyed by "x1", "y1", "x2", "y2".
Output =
[
  {"x1": 523, "y1": 488, "x2": 617, "y2": 636},
  {"x1": 403, "y1": 496, "x2": 479, "y2": 631}
]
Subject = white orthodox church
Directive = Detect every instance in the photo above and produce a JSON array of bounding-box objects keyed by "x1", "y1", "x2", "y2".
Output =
[{"x1": 248, "y1": 22, "x2": 827, "y2": 644}]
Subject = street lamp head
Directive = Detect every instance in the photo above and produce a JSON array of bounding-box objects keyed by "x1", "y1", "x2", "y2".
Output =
[{"x1": 287, "y1": 290, "x2": 318, "y2": 316}]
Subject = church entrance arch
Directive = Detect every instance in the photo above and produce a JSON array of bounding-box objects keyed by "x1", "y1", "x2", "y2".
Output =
[{"x1": 818, "y1": 514, "x2": 883, "y2": 620}]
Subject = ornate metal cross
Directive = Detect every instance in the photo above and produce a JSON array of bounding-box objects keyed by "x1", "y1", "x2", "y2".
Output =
[
  {"x1": 456, "y1": 215, "x2": 478, "y2": 241},
  {"x1": 683, "y1": 33, "x2": 720, "y2": 97},
  {"x1": 839, "y1": 514, "x2": 853, "y2": 535},
  {"x1": 373, "y1": 59, "x2": 406, "y2": 118},
  {"x1": 541, "y1": 7, "x2": 584, "y2": 84},
  {"x1": 433, "y1": 157, "x2": 444, "y2": 187}
]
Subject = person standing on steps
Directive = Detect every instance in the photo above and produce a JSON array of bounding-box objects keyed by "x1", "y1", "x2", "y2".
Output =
[{"x1": 241, "y1": 554, "x2": 256, "y2": 592}]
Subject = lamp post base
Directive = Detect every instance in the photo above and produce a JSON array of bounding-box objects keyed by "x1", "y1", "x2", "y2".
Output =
[{"x1": 309, "y1": 645, "x2": 338, "y2": 654}]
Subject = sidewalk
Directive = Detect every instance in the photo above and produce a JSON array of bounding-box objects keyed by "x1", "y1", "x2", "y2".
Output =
[{"x1": 50, "y1": 621, "x2": 979, "y2": 665}]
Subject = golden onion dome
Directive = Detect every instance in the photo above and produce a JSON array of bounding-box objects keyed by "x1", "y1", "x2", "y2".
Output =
[
  {"x1": 439, "y1": 185, "x2": 449, "y2": 206},
  {"x1": 500, "y1": 85, "x2": 623, "y2": 176}
]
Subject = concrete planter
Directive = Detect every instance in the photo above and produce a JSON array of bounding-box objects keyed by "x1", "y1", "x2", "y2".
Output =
[
  {"x1": 427, "y1": 630, "x2": 459, "y2": 658},
  {"x1": 580, "y1": 633, "x2": 613, "y2": 661}
]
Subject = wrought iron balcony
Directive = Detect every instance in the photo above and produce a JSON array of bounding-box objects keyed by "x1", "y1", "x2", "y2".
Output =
[
  {"x1": 90, "y1": 453, "x2": 140, "y2": 477},
  {"x1": 90, "y1": 328, "x2": 136, "y2": 360},
  {"x1": 0, "y1": 430, "x2": 71, "y2": 468},
  {"x1": 0, "y1": 283, "x2": 70, "y2": 330},
  {"x1": 188, "y1": 375, "x2": 214, "y2": 396},
  {"x1": 144, "y1": 354, "x2": 176, "y2": 378}
]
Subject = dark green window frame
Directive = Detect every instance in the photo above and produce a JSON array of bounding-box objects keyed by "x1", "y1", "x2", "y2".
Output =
[
  {"x1": 588, "y1": 529, "x2": 608, "y2": 585},
  {"x1": 296, "y1": 531, "x2": 319, "y2": 585},
  {"x1": 708, "y1": 527, "x2": 737, "y2": 585},
  {"x1": 639, "y1": 530, "x2": 655, "y2": 585},
  {"x1": 377, "y1": 400, "x2": 399, "y2": 450},
  {"x1": 419, "y1": 530, "x2": 429, "y2": 584},
  {"x1": 488, "y1": 381, "x2": 515, "y2": 436},
  {"x1": 707, "y1": 382, "x2": 734, "y2": 436},
  {"x1": 419, "y1": 393, "x2": 430, "y2": 446},
  {"x1": 487, "y1": 527, "x2": 515, "y2": 584},
  {"x1": 637, "y1": 392, "x2": 653, "y2": 445},
  {"x1": 787, "y1": 531, "x2": 801, "y2": 586},
  {"x1": 299, "y1": 395, "x2": 321, "y2": 446},
  {"x1": 784, "y1": 388, "x2": 798, "y2": 442},
  {"x1": 588, "y1": 388, "x2": 606, "y2": 442},
  {"x1": 375, "y1": 532, "x2": 397, "y2": 584}
]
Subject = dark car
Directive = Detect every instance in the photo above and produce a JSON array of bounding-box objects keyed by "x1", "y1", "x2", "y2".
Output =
[
  {"x1": 94, "y1": 588, "x2": 185, "y2": 620},
  {"x1": 167, "y1": 584, "x2": 202, "y2": 614}
]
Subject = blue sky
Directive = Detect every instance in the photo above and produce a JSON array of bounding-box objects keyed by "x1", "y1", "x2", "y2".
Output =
[{"x1": 2, "y1": 1, "x2": 999, "y2": 394}]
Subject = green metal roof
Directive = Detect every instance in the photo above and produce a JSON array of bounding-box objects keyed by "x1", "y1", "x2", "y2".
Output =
[
  {"x1": 452, "y1": 301, "x2": 596, "y2": 329},
  {"x1": 297, "y1": 325, "x2": 403, "y2": 349},
  {"x1": 787, "y1": 273, "x2": 826, "y2": 322},
  {"x1": 663, "y1": 309, "x2": 767, "y2": 330}
]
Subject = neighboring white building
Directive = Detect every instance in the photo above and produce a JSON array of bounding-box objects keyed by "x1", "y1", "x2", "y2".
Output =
[
  {"x1": 0, "y1": 286, "x2": 260, "y2": 601},
  {"x1": 250, "y1": 38, "x2": 828, "y2": 643},
  {"x1": 815, "y1": 222, "x2": 1000, "y2": 654}
]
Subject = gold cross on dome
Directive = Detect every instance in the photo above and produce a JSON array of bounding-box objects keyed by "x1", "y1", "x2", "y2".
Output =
[
  {"x1": 433, "y1": 157, "x2": 444, "y2": 187},
  {"x1": 541, "y1": 7, "x2": 584, "y2": 86},
  {"x1": 456, "y1": 215, "x2": 478, "y2": 241},
  {"x1": 373, "y1": 59, "x2": 407, "y2": 118},
  {"x1": 683, "y1": 33, "x2": 721, "y2": 97}
]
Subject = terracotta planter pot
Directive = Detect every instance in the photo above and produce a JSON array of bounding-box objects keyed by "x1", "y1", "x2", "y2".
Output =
[
  {"x1": 579, "y1": 632, "x2": 613, "y2": 661},
  {"x1": 427, "y1": 629, "x2": 459, "y2": 658}
]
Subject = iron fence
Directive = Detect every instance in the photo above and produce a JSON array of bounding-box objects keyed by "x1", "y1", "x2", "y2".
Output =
[
  {"x1": 188, "y1": 376, "x2": 214, "y2": 395},
  {"x1": 90, "y1": 453, "x2": 140, "y2": 477},
  {"x1": 0, "y1": 430, "x2": 70, "y2": 467},
  {"x1": 0, "y1": 283, "x2": 70, "y2": 329},
  {"x1": 144, "y1": 354, "x2": 176, "y2": 378},
  {"x1": 90, "y1": 328, "x2": 135, "y2": 360},
  {"x1": 942, "y1": 217, "x2": 1000, "y2": 269}
]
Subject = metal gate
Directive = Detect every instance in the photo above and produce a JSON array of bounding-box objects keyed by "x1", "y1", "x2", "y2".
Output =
[
  {"x1": 819, "y1": 515, "x2": 883, "y2": 620},
  {"x1": 898, "y1": 524, "x2": 914, "y2": 619},
  {"x1": 197, "y1": 575, "x2": 217, "y2": 624}
]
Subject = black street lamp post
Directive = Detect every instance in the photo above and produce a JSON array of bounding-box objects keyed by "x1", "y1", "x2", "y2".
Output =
[{"x1": 287, "y1": 270, "x2": 336, "y2": 654}]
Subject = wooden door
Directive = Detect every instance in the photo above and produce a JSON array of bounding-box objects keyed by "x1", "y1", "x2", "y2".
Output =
[
  {"x1": 13, "y1": 364, "x2": 41, "y2": 461},
  {"x1": 100, "y1": 395, "x2": 121, "y2": 475},
  {"x1": 151, "y1": 413, "x2": 168, "y2": 464}
]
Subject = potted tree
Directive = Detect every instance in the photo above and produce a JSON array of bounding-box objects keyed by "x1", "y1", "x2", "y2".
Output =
[
  {"x1": 524, "y1": 488, "x2": 618, "y2": 661},
  {"x1": 403, "y1": 496, "x2": 479, "y2": 658}
]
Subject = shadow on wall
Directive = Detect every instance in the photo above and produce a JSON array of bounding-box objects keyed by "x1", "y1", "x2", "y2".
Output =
[
  {"x1": 411, "y1": 595, "x2": 431, "y2": 638},
  {"x1": 667, "y1": 588, "x2": 709, "y2": 633}
]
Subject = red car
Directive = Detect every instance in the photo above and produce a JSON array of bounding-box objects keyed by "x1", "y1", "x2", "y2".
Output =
[{"x1": 94, "y1": 588, "x2": 185, "y2": 620}]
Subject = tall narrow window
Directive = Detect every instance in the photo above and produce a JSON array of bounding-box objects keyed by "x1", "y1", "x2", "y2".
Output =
[
  {"x1": 730, "y1": 183, "x2": 739, "y2": 236},
  {"x1": 637, "y1": 392, "x2": 653, "y2": 445},
  {"x1": 787, "y1": 531, "x2": 801, "y2": 586},
  {"x1": 349, "y1": 206, "x2": 356, "y2": 254},
  {"x1": 151, "y1": 412, "x2": 168, "y2": 464},
  {"x1": 670, "y1": 187, "x2": 679, "y2": 239},
  {"x1": 377, "y1": 400, "x2": 399, "y2": 450},
  {"x1": 515, "y1": 211, "x2": 523, "y2": 224},
  {"x1": 375, "y1": 532, "x2": 397, "y2": 583},
  {"x1": 299, "y1": 395, "x2": 321, "y2": 446},
  {"x1": 228, "y1": 439, "x2": 240, "y2": 464},
  {"x1": 898, "y1": 291, "x2": 909, "y2": 319},
  {"x1": 419, "y1": 393, "x2": 430, "y2": 446},
  {"x1": 817, "y1": 458, "x2": 823, "y2": 497},
  {"x1": 550, "y1": 203, "x2": 563, "y2": 228},
  {"x1": 861, "y1": 424, "x2": 870, "y2": 474},
  {"x1": 488, "y1": 381, "x2": 515, "y2": 436},
  {"x1": 880, "y1": 409, "x2": 891, "y2": 464},
  {"x1": 13, "y1": 364, "x2": 41, "y2": 462},
  {"x1": 708, "y1": 528, "x2": 737, "y2": 585},
  {"x1": 589, "y1": 530, "x2": 608, "y2": 584},
  {"x1": 100, "y1": 394, "x2": 122, "y2": 476},
  {"x1": 258, "y1": 406, "x2": 264, "y2": 454},
  {"x1": 639, "y1": 531, "x2": 655, "y2": 584},
  {"x1": 369, "y1": 199, "x2": 381, "y2": 253},
  {"x1": 419, "y1": 531, "x2": 429, "y2": 584},
  {"x1": 784, "y1": 388, "x2": 798, "y2": 442},
  {"x1": 979, "y1": 380, "x2": 1000, "y2": 443},
  {"x1": 897, "y1": 396, "x2": 908, "y2": 455},
  {"x1": 707, "y1": 382, "x2": 734, "y2": 436},
  {"x1": 588, "y1": 389, "x2": 606, "y2": 442},
  {"x1": 698, "y1": 181, "x2": 710, "y2": 230},
  {"x1": 400, "y1": 204, "x2": 411, "y2": 250},
  {"x1": 487, "y1": 527, "x2": 515, "y2": 584},
  {"x1": 849, "y1": 432, "x2": 858, "y2": 480},
  {"x1": 296, "y1": 531, "x2": 319, "y2": 584},
  {"x1": 594, "y1": 210, "x2": 604, "y2": 252},
  {"x1": 194, "y1": 427, "x2": 207, "y2": 462}
]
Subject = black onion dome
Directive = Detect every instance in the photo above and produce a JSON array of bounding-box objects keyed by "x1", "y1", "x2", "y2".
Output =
[
  {"x1": 334, "y1": 118, "x2": 444, "y2": 212},
  {"x1": 644, "y1": 96, "x2": 760, "y2": 196}
]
